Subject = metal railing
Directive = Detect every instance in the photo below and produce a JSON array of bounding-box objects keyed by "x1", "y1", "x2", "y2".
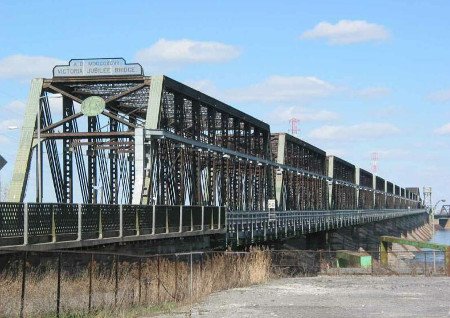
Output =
[
  {"x1": 0, "y1": 203, "x2": 226, "y2": 248},
  {"x1": 227, "y1": 209, "x2": 426, "y2": 241}
]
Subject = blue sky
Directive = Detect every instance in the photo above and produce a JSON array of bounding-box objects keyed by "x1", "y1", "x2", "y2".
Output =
[{"x1": 0, "y1": 0, "x2": 449, "y2": 206}]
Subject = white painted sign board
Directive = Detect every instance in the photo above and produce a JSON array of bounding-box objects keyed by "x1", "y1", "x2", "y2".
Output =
[{"x1": 53, "y1": 58, "x2": 143, "y2": 77}]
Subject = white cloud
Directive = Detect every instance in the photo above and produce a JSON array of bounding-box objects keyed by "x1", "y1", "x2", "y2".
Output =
[
  {"x1": 428, "y1": 88, "x2": 450, "y2": 103},
  {"x1": 0, "y1": 118, "x2": 21, "y2": 133},
  {"x1": 0, "y1": 54, "x2": 64, "y2": 80},
  {"x1": 301, "y1": 20, "x2": 390, "y2": 45},
  {"x1": 266, "y1": 106, "x2": 339, "y2": 124},
  {"x1": 434, "y1": 123, "x2": 450, "y2": 135},
  {"x1": 228, "y1": 75, "x2": 336, "y2": 104},
  {"x1": 355, "y1": 86, "x2": 391, "y2": 99},
  {"x1": 135, "y1": 39, "x2": 240, "y2": 71},
  {"x1": 308, "y1": 122, "x2": 400, "y2": 141}
]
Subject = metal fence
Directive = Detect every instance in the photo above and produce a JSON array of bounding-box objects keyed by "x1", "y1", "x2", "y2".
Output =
[
  {"x1": 0, "y1": 249, "x2": 270, "y2": 317},
  {"x1": 0, "y1": 203, "x2": 226, "y2": 248},
  {"x1": 269, "y1": 250, "x2": 448, "y2": 277},
  {"x1": 0, "y1": 248, "x2": 447, "y2": 317}
]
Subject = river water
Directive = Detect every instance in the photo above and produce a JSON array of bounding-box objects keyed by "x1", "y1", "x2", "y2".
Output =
[
  {"x1": 430, "y1": 229, "x2": 450, "y2": 245},
  {"x1": 410, "y1": 229, "x2": 450, "y2": 266}
]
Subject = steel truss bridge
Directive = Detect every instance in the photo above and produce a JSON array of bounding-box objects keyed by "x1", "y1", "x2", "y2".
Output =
[
  {"x1": 437, "y1": 205, "x2": 450, "y2": 218},
  {"x1": 1, "y1": 58, "x2": 424, "y2": 250}
]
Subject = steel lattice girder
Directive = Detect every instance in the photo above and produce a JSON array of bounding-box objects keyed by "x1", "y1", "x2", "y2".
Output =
[{"x1": 8, "y1": 72, "x2": 422, "y2": 211}]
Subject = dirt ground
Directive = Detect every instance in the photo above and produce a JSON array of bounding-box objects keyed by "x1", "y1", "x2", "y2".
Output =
[{"x1": 157, "y1": 276, "x2": 450, "y2": 317}]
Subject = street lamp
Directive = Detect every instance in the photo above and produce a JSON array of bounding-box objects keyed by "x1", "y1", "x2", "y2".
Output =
[{"x1": 37, "y1": 94, "x2": 62, "y2": 202}]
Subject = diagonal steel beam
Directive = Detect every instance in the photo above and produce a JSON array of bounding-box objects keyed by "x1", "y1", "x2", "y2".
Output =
[
  {"x1": 41, "y1": 112, "x2": 83, "y2": 133},
  {"x1": 101, "y1": 110, "x2": 137, "y2": 128},
  {"x1": 47, "y1": 84, "x2": 83, "y2": 103}
]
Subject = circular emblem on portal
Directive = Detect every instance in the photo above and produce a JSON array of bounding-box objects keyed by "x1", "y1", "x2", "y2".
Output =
[{"x1": 81, "y1": 96, "x2": 105, "y2": 116}]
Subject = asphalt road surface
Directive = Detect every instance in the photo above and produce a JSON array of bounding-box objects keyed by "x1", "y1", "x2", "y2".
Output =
[{"x1": 158, "y1": 276, "x2": 450, "y2": 317}]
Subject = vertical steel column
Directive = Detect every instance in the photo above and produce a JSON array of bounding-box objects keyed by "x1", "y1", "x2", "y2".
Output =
[
  {"x1": 62, "y1": 97, "x2": 73, "y2": 203},
  {"x1": 132, "y1": 128, "x2": 145, "y2": 204},
  {"x1": 8, "y1": 79, "x2": 43, "y2": 202},
  {"x1": 220, "y1": 114, "x2": 228, "y2": 207},
  {"x1": 274, "y1": 134, "x2": 285, "y2": 210},
  {"x1": 174, "y1": 94, "x2": 184, "y2": 204},
  {"x1": 128, "y1": 116, "x2": 136, "y2": 204},
  {"x1": 355, "y1": 168, "x2": 360, "y2": 209},
  {"x1": 327, "y1": 156, "x2": 334, "y2": 210},
  {"x1": 109, "y1": 112, "x2": 118, "y2": 204},
  {"x1": 140, "y1": 76, "x2": 164, "y2": 205},
  {"x1": 88, "y1": 116, "x2": 97, "y2": 203},
  {"x1": 191, "y1": 100, "x2": 201, "y2": 205}
]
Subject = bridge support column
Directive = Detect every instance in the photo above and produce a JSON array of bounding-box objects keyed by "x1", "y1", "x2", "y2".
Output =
[
  {"x1": 179, "y1": 205, "x2": 183, "y2": 233},
  {"x1": 201, "y1": 206, "x2": 204, "y2": 232},
  {"x1": 263, "y1": 222, "x2": 267, "y2": 241},
  {"x1": 119, "y1": 205, "x2": 123, "y2": 238},
  {"x1": 98, "y1": 210, "x2": 103, "y2": 239},
  {"x1": 251, "y1": 221, "x2": 254, "y2": 243},
  {"x1": 77, "y1": 204, "x2": 82, "y2": 241},
  {"x1": 51, "y1": 206, "x2": 56, "y2": 243},
  {"x1": 275, "y1": 220, "x2": 278, "y2": 239},
  {"x1": 23, "y1": 203, "x2": 28, "y2": 246}
]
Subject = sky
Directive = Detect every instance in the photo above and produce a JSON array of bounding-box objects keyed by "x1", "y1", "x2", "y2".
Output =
[{"x1": 0, "y1": 0, "x2": 449, "y2": 207}]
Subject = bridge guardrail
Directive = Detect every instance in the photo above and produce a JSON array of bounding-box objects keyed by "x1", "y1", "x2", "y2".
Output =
[
  {"x1": 0, "y1": 203, "x2": 226, "y2": 247},
  {"x1": 226, "y1": 209, "x2": 427, "y2": 242}
]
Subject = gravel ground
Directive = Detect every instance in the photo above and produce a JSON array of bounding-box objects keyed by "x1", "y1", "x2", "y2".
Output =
[{"x1": 157, "y1": 276, "x2": 450, "y2": 318}]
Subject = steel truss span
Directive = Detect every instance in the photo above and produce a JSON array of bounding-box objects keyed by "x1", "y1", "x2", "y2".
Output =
[{"x1": 7, "y1": 65, "x2": 422, "y2": 212}]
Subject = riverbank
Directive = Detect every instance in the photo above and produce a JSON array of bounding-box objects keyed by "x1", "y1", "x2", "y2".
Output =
[
  {"x1": 157, "y1": 276, "x2": 450, "y2": 318},
  {"x1": 391, "y1": 222, "x2": 433, "y2": 253}
]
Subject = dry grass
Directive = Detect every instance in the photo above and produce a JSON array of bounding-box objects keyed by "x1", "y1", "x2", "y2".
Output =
[{"x1": 0, "y1": 249, "x2": 271, "y2": 317}]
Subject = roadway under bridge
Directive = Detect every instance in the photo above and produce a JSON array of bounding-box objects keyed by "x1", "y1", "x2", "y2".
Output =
[{"x1": 0, "y1": 58, "x2": 426, "y2": 252}]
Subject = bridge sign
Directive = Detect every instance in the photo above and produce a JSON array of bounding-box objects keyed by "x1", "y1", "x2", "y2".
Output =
[{"x1": 53, "y1": 58, "x2": 143, "y2": 78}]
